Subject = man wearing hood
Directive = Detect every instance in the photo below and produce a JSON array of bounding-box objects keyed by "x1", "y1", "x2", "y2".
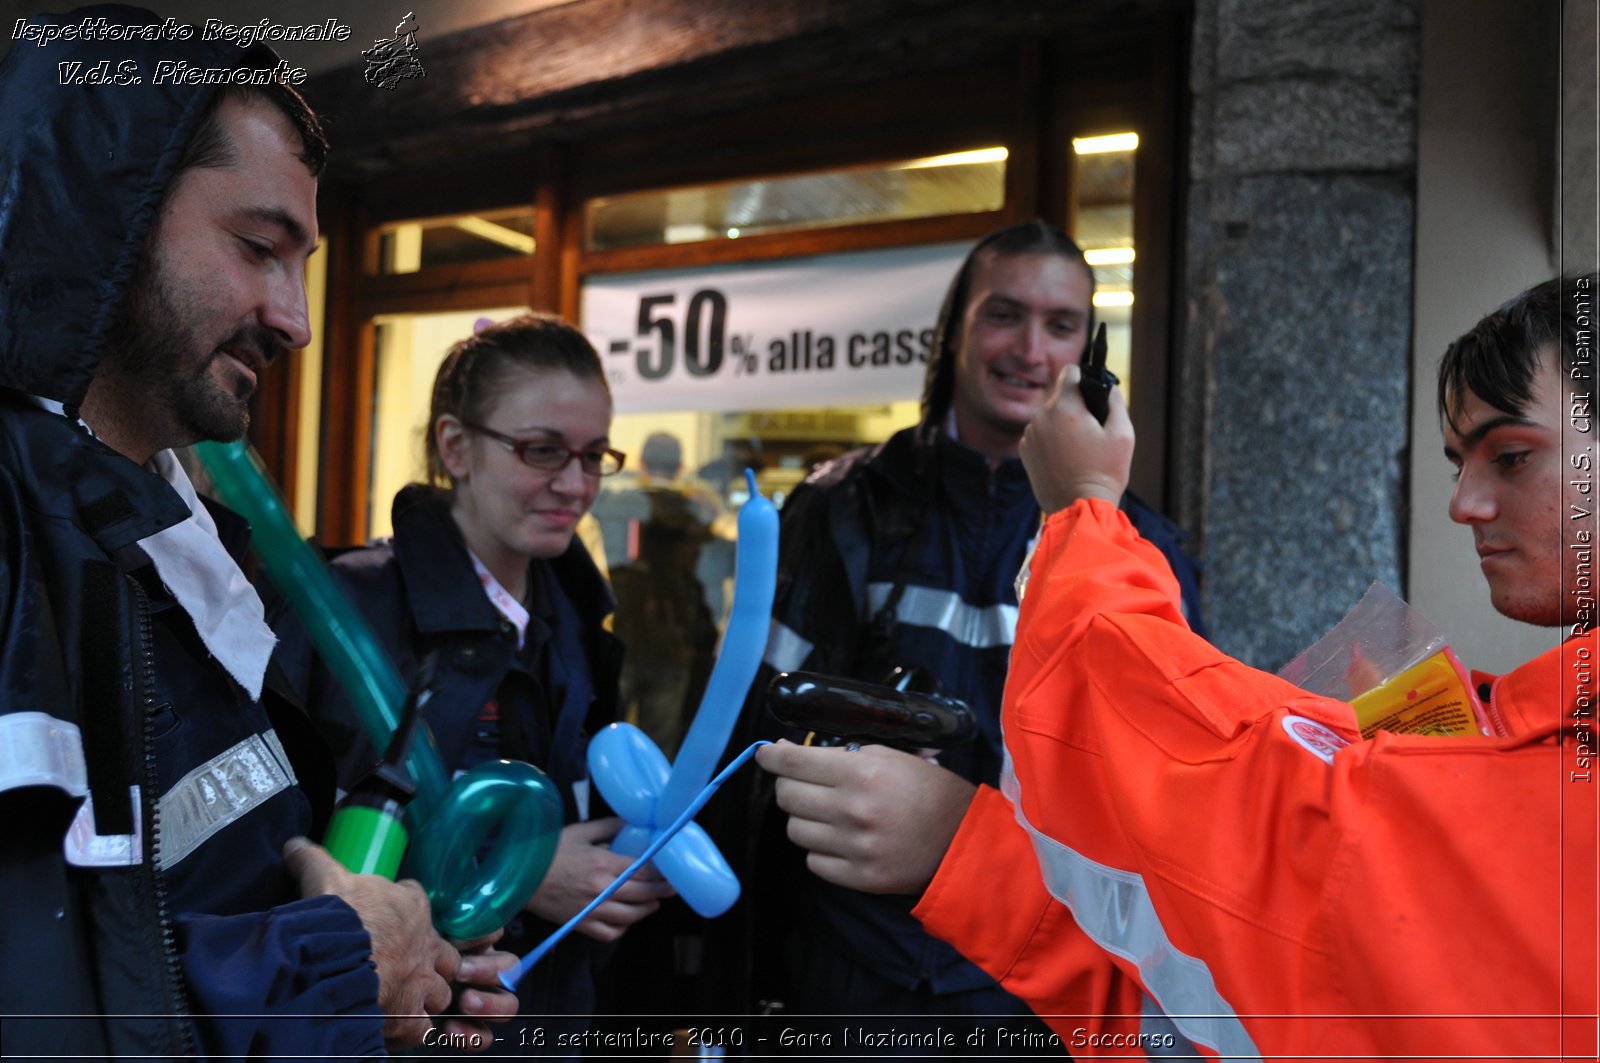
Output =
[
  {"x1": 746, "y1": 221, "x2": 1201, "y2": 1039},
  {"x1": 0, "y1": 7, "x2": 510, "y2": 1057}
]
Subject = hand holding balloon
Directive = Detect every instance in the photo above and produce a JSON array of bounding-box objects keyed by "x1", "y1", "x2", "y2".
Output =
[
  {"x1": 523, "y1": 818, "x2": 673, "y2": 941},
  {"x1": 497, "y1": 470, "x2": 777, "y2": 990},
  {"x1": 502, "y1": 739, "x2": 769, "y2": 989}
]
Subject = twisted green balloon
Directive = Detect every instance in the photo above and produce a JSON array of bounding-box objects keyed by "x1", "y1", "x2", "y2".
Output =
[{"x1": 195, "y1": 440, "x2": 561, "y2": 939}]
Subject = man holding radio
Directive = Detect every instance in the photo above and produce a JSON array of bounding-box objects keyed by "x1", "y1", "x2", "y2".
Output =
[{"x1": 746, "y1": 220, "x2": 1201, "y2": 1044}]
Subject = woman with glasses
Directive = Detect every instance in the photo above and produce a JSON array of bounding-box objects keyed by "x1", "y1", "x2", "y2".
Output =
[{"x1": 274, "y1": 313, "x2": 672, "y2": 1049}]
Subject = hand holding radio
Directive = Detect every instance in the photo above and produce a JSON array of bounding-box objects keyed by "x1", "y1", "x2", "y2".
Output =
[
  {"x1": 754, "y1": 740, "x2": 976, "y2": 895},
  {"x1": 1021, "y1": 323, "x2": 1135, "y2": 513},
  {"x1": 1077, "y1": 321, "x2": 1118, "y2": 425}
]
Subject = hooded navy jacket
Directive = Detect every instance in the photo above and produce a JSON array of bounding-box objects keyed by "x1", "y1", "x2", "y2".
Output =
[{"x1": 0, "y1": 7, "x2": 382, "y2": 1058}]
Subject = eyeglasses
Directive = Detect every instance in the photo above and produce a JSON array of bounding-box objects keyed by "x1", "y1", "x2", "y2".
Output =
[{"x1": 461, "y1": 421, "x2": 627, "y2": 477}]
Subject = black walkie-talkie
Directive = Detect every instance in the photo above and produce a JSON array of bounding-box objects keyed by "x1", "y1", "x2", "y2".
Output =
[{"x1": 1078, "y1": 322, "x2": 1117, "y2": 425}]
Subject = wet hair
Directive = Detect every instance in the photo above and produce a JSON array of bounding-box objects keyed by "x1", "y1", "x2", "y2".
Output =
[
  {"x1": 177, "y1": 83, "x2": 328, "y2": 179},
  {"x1": 1437, "y1": 273, "x2": 1599, "y2": 430},
  {"x1": 425, "y1": 312, "x2": 609, "y2": 487},
  {"x1": 921, "y1": 219, "x2": 1095, "y2": 420}
]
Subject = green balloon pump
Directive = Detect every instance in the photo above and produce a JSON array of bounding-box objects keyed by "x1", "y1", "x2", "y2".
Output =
[{"x1": 194, "y1": 440, "x2": 562, "y2": 939}]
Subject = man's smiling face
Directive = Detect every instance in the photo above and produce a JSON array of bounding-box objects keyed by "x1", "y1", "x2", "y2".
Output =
[
  {"x1": 949, "y1": 250, "x2": 1093, "y2": 461},
  {"x1": 107, "y1": 94, "x2": 318, "y2": 451}
]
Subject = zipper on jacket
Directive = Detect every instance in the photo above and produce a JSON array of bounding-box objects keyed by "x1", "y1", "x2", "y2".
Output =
[
  {"x1": 1480, "y1": 673, "x2": 1512, "y2": 738},
  {"x1": 129, "y1": 576, "x2": 197, "y2": 1056}
]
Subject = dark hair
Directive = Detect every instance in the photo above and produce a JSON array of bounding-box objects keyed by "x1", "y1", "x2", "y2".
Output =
[
  {"x1": 1437, "y1": 273, "x2": 1599, "y2": 429},
  {"x1": 177, "y1": 83, "x2": 328, "y2": 180},
  {"x1": 426, "y1": 312, "x2": 609, "y2": 487},
  {"x1": 111, "y1": 84, "x2": 328, "y2": 379},
  {"x1": 921, "y1": 219, "x2": 1095, "y2": 420},
  {"x1": 641, "y1": 431, "x2": 683, "y2": 477}
]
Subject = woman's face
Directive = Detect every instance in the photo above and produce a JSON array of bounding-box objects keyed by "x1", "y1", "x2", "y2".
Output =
[{"x1": 439, "y1": 366, "x2": 614, "y2": 564}]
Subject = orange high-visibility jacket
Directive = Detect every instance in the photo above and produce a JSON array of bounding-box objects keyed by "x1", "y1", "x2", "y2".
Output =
[{"x1": 916, "y1": 498, "x2": 1598, "y2": 1060}]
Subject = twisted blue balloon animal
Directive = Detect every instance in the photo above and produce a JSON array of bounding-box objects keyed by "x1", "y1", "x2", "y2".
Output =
[{"x1": 587, "y1": 468, "x2": 778, "y2": 916}]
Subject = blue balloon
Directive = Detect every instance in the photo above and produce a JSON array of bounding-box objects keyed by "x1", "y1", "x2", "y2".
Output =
[
  {"x1": 642, "y1": 820, "x2": 740, "y2": 917},
  {"x1": 658, "y1": 470, "x2": 779, "y2": 820},
  {"x1": 586, "y1": 470, "x2": 778, "y2": 918},
  {"x1": 587, "y1": 722, "x2": 669, "y2": 826},
  {"x1": 589, "y1": 722, "x2": 740, "y2": 917}
]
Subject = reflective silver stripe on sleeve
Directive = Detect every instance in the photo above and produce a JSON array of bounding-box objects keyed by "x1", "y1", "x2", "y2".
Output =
[
  {"x1": 262, "y1": 728, "x2": 295, "y2": 779},
  {"x1": 865, "y1": 582, "x2": 1018, "y2": 649},
  {"x1": 65, "y1": 786, "x2": 143, "y2": 867},
  {"x1": 764, "y1": 619, "x2": 814, "y2": 673},
  {"x1": 156, "y1": 732, "x2": 298, "y2": 871},
  {"x1": 0, "y1": 711, "x2": 88, "y2": 795},
  {"x1": 1001, "y1": 755, "x2": 1261, "y2": 1061}
]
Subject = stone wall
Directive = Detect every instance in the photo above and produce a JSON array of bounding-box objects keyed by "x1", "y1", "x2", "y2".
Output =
[
  {"x1": 1177, "y1": 0, "x2": 1419, "y2": 667},
  {"x1": 1403, "y1": 0, "x2": 1564, "y2": 675},
  {"x1": 1564, "y1": 0, "x2": 1598, "y2": 270}
]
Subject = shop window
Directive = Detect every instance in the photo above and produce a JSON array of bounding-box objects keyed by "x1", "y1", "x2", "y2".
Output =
[
  {"x1": 592, "y1": 400, "x2": 920, "y2": 754},
  {"x1": 596, "y1": 401, "x2": 921, "y2": 561},
  {"x1": 583, "y1": 147, "x2": 1007, "y2": 251},
  {"x1": 367, "y1": 306, "x2": 528, "y2": 539},
  {"x1": 1073, "y1": 132, "x2": 1137, "y2": 398},
  {"x1": 292, "y1": 237, "x2": 328, "y2": 535},
  {"x1": 372, "y1": 208, "x2": 537, "y2": 275}
]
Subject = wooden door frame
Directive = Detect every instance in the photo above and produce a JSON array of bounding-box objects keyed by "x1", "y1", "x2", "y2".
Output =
[{"x1": 302, "y1": 30, "x2": 1186, "y2": 544}]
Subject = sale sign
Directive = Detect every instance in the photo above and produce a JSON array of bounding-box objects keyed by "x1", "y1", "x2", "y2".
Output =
[{"x1": 580, "y1": 242, "x2": 970, "y2": 413}]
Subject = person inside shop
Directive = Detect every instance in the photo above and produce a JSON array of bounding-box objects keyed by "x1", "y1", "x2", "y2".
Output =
[
  {"x1": 763, "y1": 273, "x2": 1598, "y2": 1058},
  {"x1": 607, "y1": 431, "x2": 720, "y2": 758},
  {"x1": 272, "y1": 313, "x2": 675, "y2": 1049},
  {"x1": 728, "y1": 219, "x2": 1203, "y2": 1045},
  {"x1": 0, "y1": 7, "x2": 517, "y2": 1058}
]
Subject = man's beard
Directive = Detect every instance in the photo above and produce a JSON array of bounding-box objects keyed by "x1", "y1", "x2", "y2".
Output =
[{"x1": 103, "y1": 249, "x2": 284, "y2": 445}]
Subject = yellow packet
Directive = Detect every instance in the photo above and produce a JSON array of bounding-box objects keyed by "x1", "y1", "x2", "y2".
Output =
[
  {"x1": 1279, "y1": 584, "x2": 1490, "y2": 740},
  {"x1": 1347, "y1": 647, "x2": 1486, "y2": 739}
]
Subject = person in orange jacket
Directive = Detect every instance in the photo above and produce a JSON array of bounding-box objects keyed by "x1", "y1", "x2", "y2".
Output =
[{"x1": 759, "y1": 273, "x2": 1599, "y2": 1059}]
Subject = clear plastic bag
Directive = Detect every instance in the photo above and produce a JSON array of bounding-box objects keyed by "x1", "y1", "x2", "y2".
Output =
[{"x1": 1277, "y1": 582, "x2": 1490, "y2": 739}]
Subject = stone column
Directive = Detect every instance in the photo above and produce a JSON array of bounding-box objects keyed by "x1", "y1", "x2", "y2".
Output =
[
  {"x1": 1176, "y1": 0, "x2": 1419, "y2": 666},
  {"x1": 1563, "y1": 0, "x2": 1598, "y2": 271}
]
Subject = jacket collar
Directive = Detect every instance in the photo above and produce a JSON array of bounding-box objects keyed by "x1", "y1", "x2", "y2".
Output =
[
  {"x1": 389, "y1": 485, "x2": 505, "y2": 635},
  {"x1": 1480, "y1": 630, "x2": 1596, "y2": 741},
  {"x1": 867, "y1": 418, "x2": 1033, "y2": 503},
  {"x1": 0, "y1": 396, "x2": 191, "y2": 552}
]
